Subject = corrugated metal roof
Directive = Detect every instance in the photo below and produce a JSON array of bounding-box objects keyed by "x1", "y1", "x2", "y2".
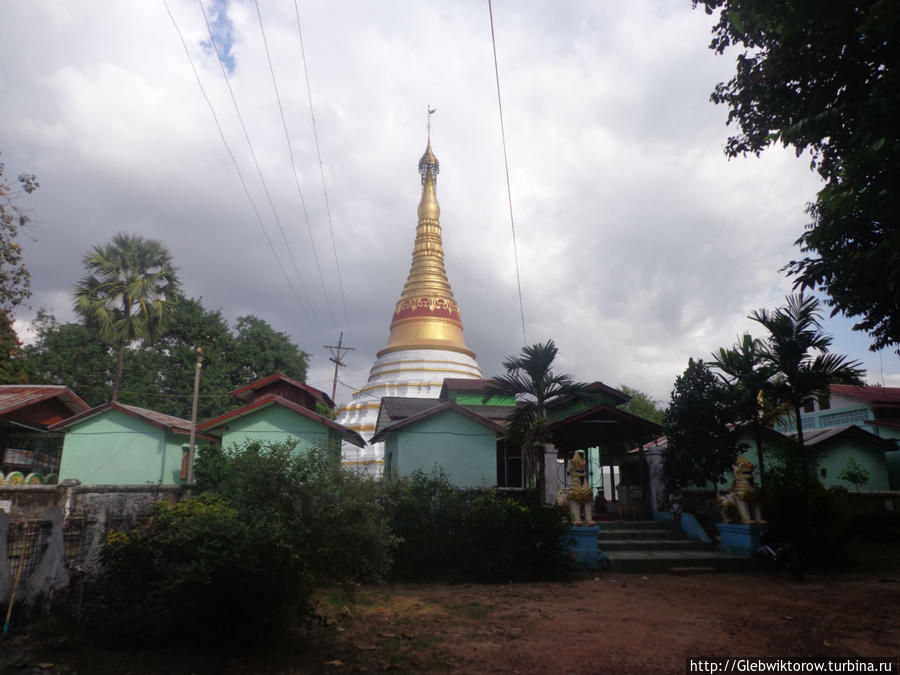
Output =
[
  {"x1": 0, "y1": 385, "x2": 90, "y2": 418},
  {"x1": 116, "y1": 403, "x2": 193, "y2": 432},
  {"x1": 379, "y1": 396, "x2": 444, "y2": 420},
  {"x1": 831, "y1": 385, "x2": 900, "y2": 405}
]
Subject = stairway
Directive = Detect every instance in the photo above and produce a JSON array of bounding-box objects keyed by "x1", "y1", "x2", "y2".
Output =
[{"x1": 597, "y1": 520, "x2": 755, "y2": 574}]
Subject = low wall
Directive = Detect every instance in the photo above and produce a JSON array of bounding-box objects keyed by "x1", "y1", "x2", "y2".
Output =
[{"x1": 1, "y1": 480, "x2": 188, "y2": 616}]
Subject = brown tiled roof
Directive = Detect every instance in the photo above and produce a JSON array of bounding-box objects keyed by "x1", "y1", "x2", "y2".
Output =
[
  {"x1": 198, "y1": 394, "x2": 365, "y2": 448},
  {"x1": 831, "y1": 385, "x2": 900, "y2": 405},
  {"x1": 369, "y1": 401, "x2": 504, "y2": 444},
  {"x1": 0, "y1": 385, "x2": 89, "y2": 418},
  {"x1": 49, "y1": 402, "x2": 216, "y2": 440},
  {"x1": 230, "y1": 373, "x2": 334, "y2": 408},
  {"x1": 378, "y1": 396, "x2": 444, "y2": 421}
]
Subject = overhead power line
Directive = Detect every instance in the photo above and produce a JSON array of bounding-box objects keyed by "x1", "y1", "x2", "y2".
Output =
[
  {"x1": 196, "y1": 0, "x2": 318, "y2": 326},
  {"x1": 294, "y1": 0, "x2": 351, "y2": 333},
  {"x1": 162, "y1": 0, "x2": 314, "y2": 326},
  {"x1": 488, "y1": 0, "x2": 528, "y2": 346},
  {"x1": 253, "y1": 0, "x2": 338, "y2": 333}
]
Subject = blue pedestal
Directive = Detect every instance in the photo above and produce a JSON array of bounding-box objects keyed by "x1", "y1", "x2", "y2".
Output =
[
  {"x1": 717, "y1": 522, "x2": 763, "y2": 556},
  {"x1": 565, "y1": 526, "x2": 609, "y2": 569}
]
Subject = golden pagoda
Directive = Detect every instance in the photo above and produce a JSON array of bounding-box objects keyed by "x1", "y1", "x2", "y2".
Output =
[
  {"x1": 337, "y1": 138, "x2": 483, "y2": 475},
  {"x1": 379, "y1": 143, "x2": 476, "y2": 359}
]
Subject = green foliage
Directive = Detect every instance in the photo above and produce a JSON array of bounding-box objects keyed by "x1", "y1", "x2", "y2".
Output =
[
  {"x1": 486, "y1": 340, "x2": 590, "y2": 490},
  {"x1": 231, "y1": 315, "x2": 310, "y2": 385},
  {"x1": 663, "y1": 358, "x2": 742, "y2": 493},
  {"x1": 695, "y1": 0, "x2": 900, "y2": 351},
  {"x1": 617, "y1": 384, "x2": 664, "y2": 425},
  {"x1": 73, "y1": 233, "x2": 181, "y2": 401},
  {"x1": 86, "y1": 495, "x2": 298, "y2": 645},
  {"x1": 383, "y1": 471, "x2": 567, "y2": 582},
  {"x1": 88, "y1": 441, "x2": 395, "y2": 648},
  {"x1": 837, "y1": 457, "x2": 870, "y2": 491},
  {"x1": 761, "y1": 461, "x2": 853, "y2": 569},
  {"x1": 0, "y1": 310, "x2": 32, "y2": 383},
  {"x1": 196, "y1": 440, "x2": 395, "y2": 588},
  {"x1": 23, "y1": 309, "x2": 113, "y2": 406},
  {"x1": 0, "y1": 152, "x2": 38, "y2": 316},
  {"x1": 22, "y1": 297, "x2": 310, "y2": 418}
]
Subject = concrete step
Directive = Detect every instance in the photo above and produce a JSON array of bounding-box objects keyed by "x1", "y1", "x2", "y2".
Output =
[
  {"x1": 599, "y1": 539, "x2": 711, "y2": 552},
  {"x1": 605, "y1": 550, "x2": 755, "y2": 574},
  {"x1": 594, "y1": 520, "x2": 672, "y2": 530},
  {"x1": 596, "y1": 528, "x2": 682, "y2": 541}
]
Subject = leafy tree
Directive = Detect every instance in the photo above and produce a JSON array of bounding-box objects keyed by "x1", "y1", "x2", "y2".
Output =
[
  {"x1": 0, "y1": 153, "x2": 39, "y2": 316},
  {"x1": 486, "y1": 340, "x2": 590, "y2": 494},
  {"x1": 750, "y1": 293, "x2": 864, "y2": 541},
  {"x1": 837, "y1": 457, "x2": 870, "y2": 492},
  {"x1": 0, "y1": 311, "x2": 31, "y2": 384},
  {"x1": 695, "y1": 0, "x2": 900, "y2": 352},
  {"x1": 231, "y1": 315, "x2": 309, "y2": 384},
  {"x1": 663, "y1": 358, "x2": 741, "y2": 494},
  {"x1": 24, "y1": 299, "x2": 311, "y2": 419},
  {"x1": 73, "y1": 233, "x2": 181, "y2": 401},
  {"x1": 617, "y1": 384, "x2": 665, "y2": 426},
  {"x1": 23, "y1": 309, "x2": 113, "y2": 405},
  {"x1": 710, "y1": 333, "x2": 775, "y2": 484}
]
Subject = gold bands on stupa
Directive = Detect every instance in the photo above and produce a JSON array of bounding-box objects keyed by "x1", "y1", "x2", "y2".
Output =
[{"x1": 377, "y1": 142, "x2": 476, "y2": 360}]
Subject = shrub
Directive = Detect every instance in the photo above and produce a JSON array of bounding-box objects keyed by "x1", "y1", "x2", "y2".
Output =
[
  {"x1": 384, "y1": 471, "x2": 567, "y2": 582},
  {"x1": 85, "y1": 441, "x2": 396, "y2": 647},
  {"x1": 85, "y1": 495, "x2": 298, "y2": 645}
]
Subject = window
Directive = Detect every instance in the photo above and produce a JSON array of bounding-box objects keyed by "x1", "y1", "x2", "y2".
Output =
[
  {"x1": 820, "y1": 467, "x2": 827, "y2": 478},
  {"x1": 818, "y1": 395, "x2": 831, "y2": 411},
  {"x1": 803, "y1": 399, "x2": 815, "y2": 413},
  {"x1": 496, "y1": 440, "x2": 523, "y2": 488}
]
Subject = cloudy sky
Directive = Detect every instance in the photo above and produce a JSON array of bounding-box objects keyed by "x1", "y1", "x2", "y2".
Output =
[{"x1": 2, "y1": 0, "x2": 897, "y2": 406}]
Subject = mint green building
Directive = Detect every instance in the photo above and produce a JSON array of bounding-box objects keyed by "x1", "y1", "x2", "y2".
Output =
[
  {"x1": 198, "y1": 374, "x2": 364, "y2": 455},
  {"x1": 370, "y1": 401, "x2": 504, "y2": 487},
  {"x1": 199, "y1": 394, "x2": 364, "y2": 453},
  {"x1": 52, "y1": 403, "x2": 207, "y2": 485}
]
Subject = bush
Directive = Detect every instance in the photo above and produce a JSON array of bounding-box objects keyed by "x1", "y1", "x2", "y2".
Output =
[
  {"x1": 85, "y1": 495, "x2": 298, "y2": 645},
  {"x1": 85, "y1": 441, "x2": 396, "y2": 647},
  {"x1": 762, "y1": 461, "x2": 852, "y2": 569},
  {"x1": 384, "y1": 471, "x2": 567, "y2": 582}
]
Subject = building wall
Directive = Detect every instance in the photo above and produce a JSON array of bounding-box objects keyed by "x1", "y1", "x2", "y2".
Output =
[
  {"x1": 219, "y1": 405, "x2": 339, "y2": 453},
  {"x1": 817, "y1": 440, "x2": 890, "y2": 491},
  {"x1": 58, "y1": 410, "x2": 185, "y2": 485},
  {"x1": 388, "y1": 410, "x2": 497, "y2": 488}
]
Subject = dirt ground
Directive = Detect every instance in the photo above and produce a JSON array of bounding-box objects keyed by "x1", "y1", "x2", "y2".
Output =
[{"x1": 3, "y1": 572, "x2": 899, "y2": 675}]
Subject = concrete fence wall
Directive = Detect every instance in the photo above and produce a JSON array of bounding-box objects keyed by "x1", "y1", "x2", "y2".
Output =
[{"x1": 1, "y1": 480, "x2": 188, "y2": 615}]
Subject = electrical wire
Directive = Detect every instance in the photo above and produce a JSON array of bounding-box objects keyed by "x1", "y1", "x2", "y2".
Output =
[
  {"x1": 196, "y1": 0, "x2": 318, "y2": 325},
  {"x1": 293, "y1": 0, "x2": 351, "y2": 333},
  {"x1": 253, "y1": 0, "x2": 338, "y2": 333},
  {"x1": 162, "y1": 0, "x2": 313, "y2": 326},
  {"x1": 487, "y1": 0, "x2": 527, "y2": 346}
]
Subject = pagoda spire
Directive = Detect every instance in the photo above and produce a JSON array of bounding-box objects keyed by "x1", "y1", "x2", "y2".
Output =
[{"x1": 377, "y1": 131, "x2": 475, "y2": 359}]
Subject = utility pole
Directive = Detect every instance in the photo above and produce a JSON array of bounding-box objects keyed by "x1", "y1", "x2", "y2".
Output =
[
  {"x1": 323, "y1": 333, "x2": 353, "y2": 418},
  {"x1": 186, "y1": 346, "x2": 203, "y2": 484}
]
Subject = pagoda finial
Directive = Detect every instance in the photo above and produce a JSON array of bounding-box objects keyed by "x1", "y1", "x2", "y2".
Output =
[{"x1": 419, "y1": 106, "x2": 439, "y2": 185}]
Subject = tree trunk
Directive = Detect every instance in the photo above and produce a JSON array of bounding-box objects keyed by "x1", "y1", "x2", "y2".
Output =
[
  {"x1": 794, "y1": 404, "x2": 809, "y2": 547},
  {"x1": 112, "y1": 343, "x2": 125, "y2": 402},
  {"x1": 752, "y1": 416, "x2": 766, "y2": 487}
]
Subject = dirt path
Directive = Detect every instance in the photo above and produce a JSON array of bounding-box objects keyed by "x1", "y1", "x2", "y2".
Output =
[
  {"x1": 4, "y1": 573, "x2": 899, "y2": 675},
  {"x1": 302, "y1": 573, "x2": 900, "y2": 674}
]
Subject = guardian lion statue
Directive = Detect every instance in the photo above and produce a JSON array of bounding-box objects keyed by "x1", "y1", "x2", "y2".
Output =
[{"x1": 717, "y1": 455, "x2": 764, "y2": 525}]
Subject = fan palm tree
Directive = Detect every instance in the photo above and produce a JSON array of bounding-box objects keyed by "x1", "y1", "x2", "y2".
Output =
[
  {"x1": 710, "y1": 333, "x2": 775, "y2": 485},
  {"x1": 750, "y1": 293, "x2": 864, "y2": 540},
  {"x1": 486, "y1": 340, "x2": 590, "y2": 494},
  {"x1": 73, "y1": 233, "x2": 180, "y2": 402}
]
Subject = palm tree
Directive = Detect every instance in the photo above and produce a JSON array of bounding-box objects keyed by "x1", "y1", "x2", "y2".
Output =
[
  {"x1": 73, "y1": 233, "x2": 180, "y2": 401},
  {"x1": 486, "y1": 340, "x2": 590, "y2": 494},
  {"x1": 710, "y1": 333, "x2": 774, "y2": 485},
  {"x1": 749, "y1": 293, "x2": 864, "y2": 541}
]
